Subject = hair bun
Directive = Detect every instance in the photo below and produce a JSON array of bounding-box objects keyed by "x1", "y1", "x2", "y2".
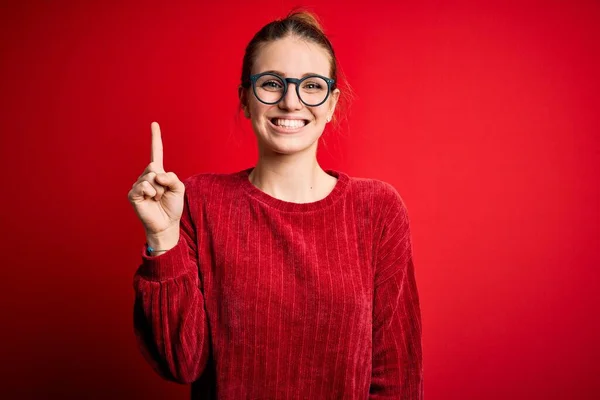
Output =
[{"x1": 286, "y1": 10, "x2": 325, "y2": 34}]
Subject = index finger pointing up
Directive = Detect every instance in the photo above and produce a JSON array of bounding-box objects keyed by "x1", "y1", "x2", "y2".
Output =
[{"x1": 150, "y1": 121, "x2": 164, "y2": 170}]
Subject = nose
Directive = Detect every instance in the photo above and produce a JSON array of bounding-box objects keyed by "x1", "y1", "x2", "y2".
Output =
[{"x1": 278, "y1": 82, "x2": 303, "y2": 111}]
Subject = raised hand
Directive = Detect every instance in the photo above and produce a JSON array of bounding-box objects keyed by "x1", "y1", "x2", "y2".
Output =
[{"x1": 128, "y1": 122, "x2": 185, "y2": 247}]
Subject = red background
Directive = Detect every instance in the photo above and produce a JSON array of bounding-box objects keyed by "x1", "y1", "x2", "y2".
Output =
[{"x1": 1, "y1": 0, "x2": 599, "y2": 398}]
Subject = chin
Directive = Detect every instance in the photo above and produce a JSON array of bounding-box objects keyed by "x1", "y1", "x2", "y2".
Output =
[
  {"x1": 254, "y1": 124, "x2": 322, "y2": 155},
  {"x1": 262, "y1": 135, "x2": 320, "y2": 155},
  {"x1": 269, "y1": 141, "x2": 316, "y2": 155}
]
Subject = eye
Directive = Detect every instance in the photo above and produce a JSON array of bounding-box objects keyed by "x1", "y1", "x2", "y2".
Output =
[
  {"x1": 261, "y1": 80, "x2": 284, "y2": 90},
  {"x1": 301, "y1": 78, "x2": 326, "y2": 92}
]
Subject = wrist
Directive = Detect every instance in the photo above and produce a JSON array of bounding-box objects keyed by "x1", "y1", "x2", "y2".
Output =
[
  {"x1": 146, "y1": 226, "x2": 180, "y2": 252},
  {"x1": 145, "y1": 244, "x2": 171, "y2": 256}
]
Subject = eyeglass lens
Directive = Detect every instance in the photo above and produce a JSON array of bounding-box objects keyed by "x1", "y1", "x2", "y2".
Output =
[{"x1": 254, "y1": 74, "x2": 329, "y2": 106}]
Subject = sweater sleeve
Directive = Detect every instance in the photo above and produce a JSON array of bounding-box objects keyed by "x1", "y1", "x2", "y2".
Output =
[
  {"x1": 369, "y1": 185, "x2": 423, "y2": 399},
  {"x1": 132, "y1": 187, "x2": 211, "y2": 384}
]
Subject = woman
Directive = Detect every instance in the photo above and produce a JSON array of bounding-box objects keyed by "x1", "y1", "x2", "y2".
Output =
[{"x1": 128, "y1": 10, "x2": 423, "y2": 399}]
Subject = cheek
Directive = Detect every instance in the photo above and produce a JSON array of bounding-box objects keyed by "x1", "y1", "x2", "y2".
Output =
[
  {"x1": 312, "y1": 106, "x2": 329, "y2": 121},
  {"x1": 249, "y1": 101, "x2": 270, "y2": 120}
]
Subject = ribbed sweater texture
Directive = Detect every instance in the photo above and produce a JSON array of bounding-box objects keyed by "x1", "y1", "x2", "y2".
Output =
[{"x1": 133, "y1": 168, "x2": 423, "y2": 399}]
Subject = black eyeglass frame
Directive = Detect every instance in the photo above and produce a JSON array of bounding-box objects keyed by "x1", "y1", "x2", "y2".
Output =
[{"x1": 246, "y1": 72, "x2": 336, "y2": 107}]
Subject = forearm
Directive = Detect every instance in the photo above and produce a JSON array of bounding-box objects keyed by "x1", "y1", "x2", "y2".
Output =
[
  {"x1": 133, "y1": 235, "x2": 211, "y2": 384},
  {"x1": 369, "y1": 261, "x2": 423, "y2": 399}
]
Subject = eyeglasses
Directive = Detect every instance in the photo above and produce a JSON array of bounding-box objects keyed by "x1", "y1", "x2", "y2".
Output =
[{"x1": 246, "y1": 72, "x2": 335, "y2": 107}]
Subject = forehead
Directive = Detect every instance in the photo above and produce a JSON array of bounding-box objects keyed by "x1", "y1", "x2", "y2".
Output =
[{"x1": 252, "y1": 36, "x2": 331, "y2": 76}]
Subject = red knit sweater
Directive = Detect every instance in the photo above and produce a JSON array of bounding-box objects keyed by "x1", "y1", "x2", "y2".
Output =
[{"x1": 133, "y1": 168, "x2": 423, "y2": 399}]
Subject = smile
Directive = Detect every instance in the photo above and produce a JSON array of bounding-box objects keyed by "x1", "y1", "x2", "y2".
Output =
[{"x1": 269, "y1": 118, "x2": 309, "y2": 130}]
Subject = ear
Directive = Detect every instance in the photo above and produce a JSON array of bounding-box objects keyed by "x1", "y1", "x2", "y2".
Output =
[
  {"x1": 327, "y1": 88, "x2": 341, "y2": 122},
  {"x1": 238, "y1": 86, "x2": 251, "y2": 118}
]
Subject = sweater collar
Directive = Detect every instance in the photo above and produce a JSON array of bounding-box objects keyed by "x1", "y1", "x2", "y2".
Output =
[{"x1": 237, "y1": 167, "x2": 350, "y2": 212}]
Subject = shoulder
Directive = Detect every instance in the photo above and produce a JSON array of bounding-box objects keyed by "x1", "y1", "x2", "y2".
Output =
[
  {"x1": 346, "y1": 174, "x2": 408, "y2": 211},
  {"x1": 181, "y1": 169, "x2": 248, "y2": 201},
  {"x1": 344, "y1": 173, "x2": 411, "y2": 237},
  {"x1": 182, "y1": 170, "x2": 238, "y2": 189}
]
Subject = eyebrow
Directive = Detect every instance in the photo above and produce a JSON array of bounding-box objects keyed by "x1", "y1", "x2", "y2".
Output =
[{"x1": 262, "y1": 70, "x2": 322, "y2": 77}]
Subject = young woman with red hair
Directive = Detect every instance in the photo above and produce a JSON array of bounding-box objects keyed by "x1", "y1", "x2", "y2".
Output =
[{"x1": 128, "y1": 10, "x2": 423, "y2": 399}]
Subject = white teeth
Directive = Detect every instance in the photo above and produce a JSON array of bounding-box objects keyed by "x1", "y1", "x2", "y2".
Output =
[{"x1": 273, "y1": 118, "x2": 306, "y2": 128}]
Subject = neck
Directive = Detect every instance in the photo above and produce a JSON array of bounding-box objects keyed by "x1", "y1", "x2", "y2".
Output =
[{"x1": 249, "y1": 148, "x2": 336, "y2": 204}]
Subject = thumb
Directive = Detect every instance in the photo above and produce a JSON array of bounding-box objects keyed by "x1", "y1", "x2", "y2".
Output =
[{"x1": 155, "y1": 172, "x2": 185, "y2": 193}]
